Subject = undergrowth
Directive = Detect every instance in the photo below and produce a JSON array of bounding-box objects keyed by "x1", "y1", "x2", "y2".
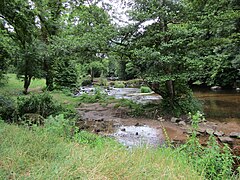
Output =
[
  {"x1": 180, "y1": 112, "x2": 239, "y2": 180},
  {"x1": 0, "y1": 118, "x2": 201, "y2": 179}
]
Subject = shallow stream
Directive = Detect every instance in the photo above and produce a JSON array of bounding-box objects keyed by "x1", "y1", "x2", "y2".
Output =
[{"x1": 194, "y1": 89, "x2": 240, "y2": 124}]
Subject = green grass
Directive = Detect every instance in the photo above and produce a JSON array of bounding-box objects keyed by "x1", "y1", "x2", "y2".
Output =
[
  {"x1": 140, "y1": 86, "x2": 152, "y2": 93},
  {"x1": 0, "y1": 74, "x2": 80, "y2": 109},
  {"x1": 0, "y1": 121, "x2": 202, "y2": 179},
  {"x1": 0, "y1": 74, "x2": 45, "y2": 97}
]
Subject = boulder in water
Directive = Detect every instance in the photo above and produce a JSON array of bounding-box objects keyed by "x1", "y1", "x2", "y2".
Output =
[{"x1": 211, "y1": 86, "x2": 221, "y2": 91}]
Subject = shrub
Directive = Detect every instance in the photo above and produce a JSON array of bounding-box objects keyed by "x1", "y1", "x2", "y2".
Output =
[
  {"x1": 161, "y1": 93, "x2": 202, "y2": 117},
  {"x1": 114, "y1": 81, "x2": 125, "y2": 88},
  {"x1": 44, "y1": 114, "x2": 75, "y2": 138},
  {"x1": 54, "y1": 60, "x2": 78, "y2": 89},
  {"x1": 17, "y1": 93, "x2": 62, "y2": 119},
  {"x1": 116, "y1": 99, "x2": 144, "y2": 117},
  {"x1": 81, "y1": 79, "x2": 92, "y2": 86},
  {"x1": 140, "y1": 86, "x2": 152, "y2": 93},
  {"x1": 0, "y1": 95, "x2": 16, "y2": 122},
  {"x1": 180, "y1": 112, "x2": 236, "y2": 180},
  {"x1": 99, "y1": 73, "x2": 108, "y2": 87},
  {"x1": 78, "y1": 89, "x2": 111, "y2": 103}
]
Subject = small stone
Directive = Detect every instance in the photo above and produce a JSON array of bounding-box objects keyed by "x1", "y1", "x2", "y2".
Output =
[
  {"x1": 121, "y1": 128, "x2": 126, "y2": 132},
  {"x1": 135, "y1": 123, "x2": 141, "y2": 126},
  {"x1": 157, "y1": 117, "x2": 165, "y2": 122},
  {"x1": 183, "y1": 129, "x2": 193, "y2": 135},
  {"x1": 135, "y1": 132, "x2": 139, "y2": 135},
  {"x1": 206, "y1": 128, "x2": 214, "y2": 135},
  {"x1": 197, "y1": 127, "x2": 206, "y2": 134},
  {"x1": 178, "y1": 121, "x2": 186, "y2": 126},
  {"x1": 218, "y1": 137, "x2": 234, "y2": 144},
  {"x1": 171, "y1": 117, "x2": 179, "y2": 123},
  {"x1": 229, "y1": 132, "x2": 240, "y2": 139},
  {"x1": 214, "y1": 131, "x2": 224, "y2": 137},
  {"x1": 95, "y1": 118, "x2": 104, "y2": 122},
  {"x1": 94, "y1": 129, "x2": 101, "y2": 133}
]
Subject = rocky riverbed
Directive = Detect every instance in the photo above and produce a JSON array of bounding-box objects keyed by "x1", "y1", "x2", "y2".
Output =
[{"x1": 76, "y1": 103, "x2": 240, "y2": 150}]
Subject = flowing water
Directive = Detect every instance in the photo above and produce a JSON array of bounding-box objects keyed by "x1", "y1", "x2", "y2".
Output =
[{"x1": 76, "y1": 86, "x2": 240, "y2": 147}]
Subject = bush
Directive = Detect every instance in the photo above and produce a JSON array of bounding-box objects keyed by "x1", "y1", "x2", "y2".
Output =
[
  {"x1": 17, "y1": 93, "x2": 62, "y2": 119},
  {"x1": 44, "y1": 114, "x2": 75, "y2": 138},
  {"x1": 81, "y1": 79, "x2": 92, "y2": 86},
  {"x1": 116, "y1": 99, "x2": 144, "y2": 117},
  {"x1": 99, "y1": 73, "x2": 108, "y2": 87},
  {"x1": 140, "y1": 86, "x2": 152, "y2": 93},
  {"x1": 180, "y1": 112, "x2": 236, "y2": 180},
  {"x1": 161, "y1": 93, "x2": 202, "y2": 117},
  {"x1": 0, "y1": 95, "x2": 16, "y2": 122},
  {"x1": 54, "y1": 60, "x2": 78, "y2": 89},
  {"x1": 114, "y1": 81, "x2": 125, "y2": 88}
]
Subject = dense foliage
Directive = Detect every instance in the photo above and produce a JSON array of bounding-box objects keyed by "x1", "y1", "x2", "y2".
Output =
[{"x1": 0, "y1": 0, "x2": 239, "y2": 114}]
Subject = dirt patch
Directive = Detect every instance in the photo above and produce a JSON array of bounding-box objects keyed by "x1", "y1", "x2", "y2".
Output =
[{"x1": 76, "y1": 103, "x2": 240, "y2": 148}]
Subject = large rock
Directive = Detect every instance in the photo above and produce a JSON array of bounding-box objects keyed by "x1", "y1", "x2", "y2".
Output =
[
  {"x1": 211, "y1": 86, "x2": 221, "y2": 90},
  {"x1": 197, "y1": 127, "x2": 206, "y2": 134},
  {"x1": 218, "y1": 137, "x2": 234, "y2": 144},
  {"x1": 178, "y1": 121, "x2": 186, "y2": 126},
  {"x1": 214, "y1": 131, "x2": 224, "y2": 137},
  {"x1": 229, "y1": 132, "x2": 240, "y2": 139},
  {"x1": 157, "y1": 117, "x2": 165, "y2": 122},
  {"x1": 206, "y1": 128, "x2": 214, "y2": 135},
  {"x1": 171, "y1": 117, "x2": 179, "y2": 123}
]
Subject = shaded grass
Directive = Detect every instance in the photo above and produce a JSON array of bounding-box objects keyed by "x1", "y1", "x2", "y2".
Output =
[{"x1": 0, "y1": 121, "x2": 202, "y2": 179}]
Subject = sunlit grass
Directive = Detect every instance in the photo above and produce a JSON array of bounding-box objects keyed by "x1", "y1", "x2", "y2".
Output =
[
  {"x1": 0, "y1": 74, "x2": 45, "y2": 97},
  {"x1": 0, "y1": 74, "x2": 81, "y2": 108}
]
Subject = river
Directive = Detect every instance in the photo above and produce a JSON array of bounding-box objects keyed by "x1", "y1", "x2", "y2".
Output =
[{"x1": 194, "y1": 88, "x2": 240, "y2": 124}]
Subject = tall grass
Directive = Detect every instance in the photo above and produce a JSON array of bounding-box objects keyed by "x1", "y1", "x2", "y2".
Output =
[{"x1": 0, "y1": 121, "x2": 202, "y2": 179}]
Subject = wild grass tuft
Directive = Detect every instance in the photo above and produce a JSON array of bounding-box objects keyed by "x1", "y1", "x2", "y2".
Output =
[{"x1": 0, "y1": 121, "x2": 202, "y2": 179}]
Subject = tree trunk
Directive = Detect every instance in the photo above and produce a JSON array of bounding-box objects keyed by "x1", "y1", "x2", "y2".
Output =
[
  {"x1": 90, "y1": 67, "x2": 94, "y2": 82},
  {"x1": 44, "y1": 60, "x2": 54, "y2": 91},
  {"x1": 23, "y1": 75, "x2": 32, "y2": 95},
  {"x1": 119, "y1": 58, "x2": 127, "y2": 80},
  {"x1": 166, "y1": 80, "x2": 175, "y2": 107}
]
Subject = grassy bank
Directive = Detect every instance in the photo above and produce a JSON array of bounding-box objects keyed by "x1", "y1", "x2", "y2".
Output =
[
  {"x1": 0, "y1": 74, "x2": 80, "y2": 109},
  {"x1": 1, "y1": 74, "x2": 239, "y2": 179},
  {"x1": 0, "y1": 121, "x2": 201, "y2": 179}
]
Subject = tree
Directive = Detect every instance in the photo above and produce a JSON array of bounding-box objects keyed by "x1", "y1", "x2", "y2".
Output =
[
  {"x1": 0, "y1": 28, "x2": 11, "y2": 82},
  {"x1": 122, "y1": 0, "x2": 201, "y2": 115},
  {"x1": 185, "y1": 0, "x2": 240, "y2": 87},
  {"x1": 59, "y1": 3, "x2": 115, "y2": 80},
  {"x1": 32, "y1": 0, "x2": 65, "y2": 90},
  {"x1": 0, "y1": 0, "x2": 42, "y2": 93}
]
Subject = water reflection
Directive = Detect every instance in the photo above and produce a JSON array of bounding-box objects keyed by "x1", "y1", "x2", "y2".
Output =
[{"x1": 194, "y1": 89, "x2": 240, "y2": 123}]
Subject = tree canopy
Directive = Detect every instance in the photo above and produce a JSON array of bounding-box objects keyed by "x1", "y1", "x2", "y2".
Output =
[{"x1": 0, "y1": 0, "x2": 239, "y2": 115}]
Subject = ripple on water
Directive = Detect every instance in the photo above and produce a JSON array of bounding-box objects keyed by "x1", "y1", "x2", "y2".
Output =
[{"x1": 113, "y1": 125, "x2": 164, "y2": 148}]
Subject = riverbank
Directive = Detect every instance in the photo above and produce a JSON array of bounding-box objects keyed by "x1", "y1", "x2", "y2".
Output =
[
  {"x1": 0, "y1": 75, "x2": 239, "y2": 179},
  {"x1": 0, "y1": 121, "x2": 202, "y2": 179}
]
